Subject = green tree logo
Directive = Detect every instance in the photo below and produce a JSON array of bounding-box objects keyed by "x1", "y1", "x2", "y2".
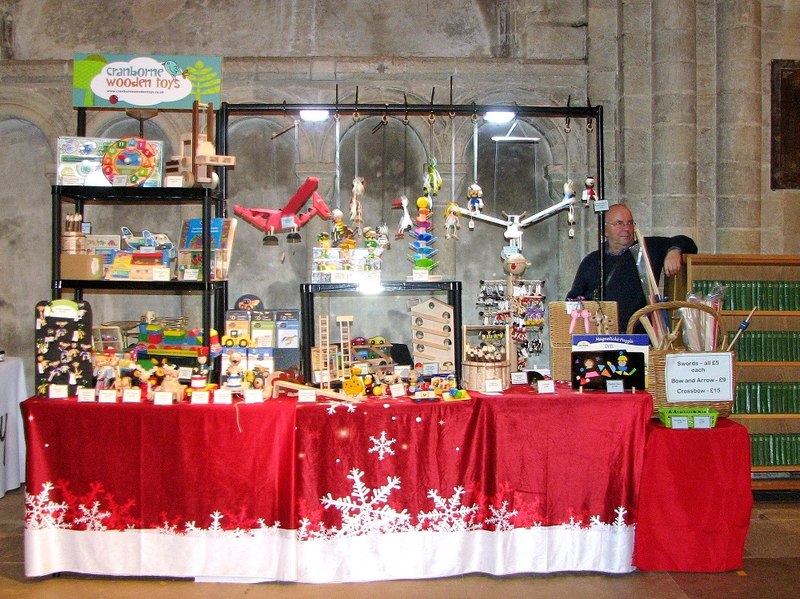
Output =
[{"x1": 185, "y1": 60, "x2": 221, "y2": 103}]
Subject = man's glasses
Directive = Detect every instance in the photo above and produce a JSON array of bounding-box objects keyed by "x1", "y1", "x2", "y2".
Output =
[{"x1": 608, "y1": 220, "x2": 635, "y2": 228}]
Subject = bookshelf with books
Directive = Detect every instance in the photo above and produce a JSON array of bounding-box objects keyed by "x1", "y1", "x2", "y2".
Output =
[{"x1": 671, "y1": 254, "x2": 800, "y2": 489}]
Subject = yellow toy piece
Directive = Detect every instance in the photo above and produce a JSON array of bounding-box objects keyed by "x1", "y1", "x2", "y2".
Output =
[{"x1": 342, "y1": 376, "x2": 366, "y2": 397}]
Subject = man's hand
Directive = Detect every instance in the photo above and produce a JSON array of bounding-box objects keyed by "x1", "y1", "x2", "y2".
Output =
[{"x1": 663, "y1": 248, "x2": 683, "y2": 277}]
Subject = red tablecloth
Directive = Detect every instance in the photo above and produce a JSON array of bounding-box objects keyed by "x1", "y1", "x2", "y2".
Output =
[
  {"x1": 633, "y1": 418, "x2": 753, "y2": 572},
  {"x1": 22, "y1": 386, "x2": 652, "y2": 582}
]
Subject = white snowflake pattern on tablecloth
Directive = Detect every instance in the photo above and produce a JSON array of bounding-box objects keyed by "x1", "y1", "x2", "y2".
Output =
[
  {"x1": 484, "y1": 500, "x2": 518, "y2": 531},
  {"x1": 417, "y1": 486, "x2": 481, "y2": 532},
  {"x1": 368, "y1": 430, "x2": 396, "y2": 461},
  {"x1": 74, "y1": 501, "x2": 111, "y2": 531},
  {"x1": 24, "y1": 482, "x2": 69, "y2": 530},
  {"x1": 312, "y1": 468, "x2": 410, "y2": 539}
]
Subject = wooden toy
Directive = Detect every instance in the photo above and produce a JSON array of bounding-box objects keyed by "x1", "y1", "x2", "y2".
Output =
[
  {"x1": 410, "y1": 297, "x2": 455, "y2": 372},
  {"x1": 234, "y1": 176, "x2": 332, "y2": 246}
]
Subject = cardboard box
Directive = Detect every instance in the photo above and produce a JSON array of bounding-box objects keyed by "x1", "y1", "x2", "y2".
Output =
[{"x1": 60, "y1": 253, "x2": 104, "y2": 280}]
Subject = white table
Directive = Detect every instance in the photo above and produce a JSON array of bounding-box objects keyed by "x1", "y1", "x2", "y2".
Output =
[{"x1": 0, "y1": 357, "x2": 27, "y2": 496}]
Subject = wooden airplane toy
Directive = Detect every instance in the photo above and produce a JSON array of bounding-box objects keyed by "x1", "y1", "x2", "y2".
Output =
[{"x1": 233, "y1": 176, "x2": 333, "y2": 245}]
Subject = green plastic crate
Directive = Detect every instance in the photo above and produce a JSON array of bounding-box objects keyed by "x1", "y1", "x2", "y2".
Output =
[{"x1": 657, "y1": 407, "x2": 719, "y2": 429}]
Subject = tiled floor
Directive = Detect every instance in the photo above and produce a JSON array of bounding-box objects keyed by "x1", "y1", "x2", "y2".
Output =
[{"x1": 1, "y1": 488, "x2": 799, "y2": 598}]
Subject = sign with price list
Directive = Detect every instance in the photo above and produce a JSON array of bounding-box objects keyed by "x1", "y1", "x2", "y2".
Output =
[{"x1": 665, "y1": 352, "x2": 734, "y2": 403}]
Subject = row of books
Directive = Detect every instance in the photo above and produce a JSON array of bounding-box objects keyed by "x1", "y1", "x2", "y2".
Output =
[
  {"x1": 693, "y1": 279, "x2": 800, "y2": 311},
  {"x1": 727, "y1": 330, "x2": 800, "y2": 362},
  {"x1": 734, "y1": 382, "x2": 800, "y2": 414},
  {"x1": 751, "y1": 434, "x2": 800, "y2": 467}
]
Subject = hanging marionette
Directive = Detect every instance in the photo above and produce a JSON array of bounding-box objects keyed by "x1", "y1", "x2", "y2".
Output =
[
  {"x1": 582, "y1": 176, "x2": 596, "y2": 205},
  {"x1": 350, "y1": 176, "x2": 365, "y2": 238},
  {"x1": 444, "y1": 202, "x2": 461, "y2": 240},
  {"x1": 564, "y1": 179, "x2": 576, "y2": 238},
  {"x1": 422, "y1": 157, "x2": 443, "y2": 207}
]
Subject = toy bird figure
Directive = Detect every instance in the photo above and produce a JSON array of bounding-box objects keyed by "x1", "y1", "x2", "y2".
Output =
[
  {"x1": 422, "y1": 158, "x2": 443, "y2": 205},
  {"x1": 392, "y1": 195, "x2": 414, "y2": 239},
  {"x1": 350, "y1": 177, "x2": 365, "y2": 238}
]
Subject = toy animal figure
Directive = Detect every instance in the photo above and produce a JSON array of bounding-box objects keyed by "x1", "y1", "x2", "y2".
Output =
[
  {"x1": 392, "y1": 195, "x2": 414, "y2": 239},
  {"x1": 157, "y1": 364, "x2": 186, "y2": 402},
  {"x1": 350, "y1": 177, "x2": 365, "y2": 237},
  {"x1": 444, "y1": 202, "x2": 461, "y2": 240}
]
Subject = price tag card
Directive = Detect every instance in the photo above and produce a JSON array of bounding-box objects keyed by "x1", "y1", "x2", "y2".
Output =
[
  {"x1": 122, "y1": 389, "x2": 141, "y2": 403},
  {"x1": 693, "y1": 415, "x2": 713, "y2": 429},
  {"x1": 412, "y1": 268, "x2": 430, "y2": 281},
  {"x1": 213, "y1": 388, "x2": 232, "y2": 404},
  {"x1": 48, "y1": 384, "x2": 69, "y2": 399},
  {"x1": 670, "y1": 416, "x2": 690, "y2": 429},
  {"x1": 394, "y1": 365, "x2": 411, "y2": 380},
  {"x1": 77, "y1": 388, "x2": 95, "y2": 402},
  {"x1": 177, "y1": 366, "x2": 193, "y2": 380},
  {"x1": 605, "y1": 380, "x2": 625, "y2": 393},
  {"x1": 152, "y1": 266, "x2": 171, "y2": 281},
  {"x1": 510, "y1": 372, "x2": 528, "y2": 385},
  {"x1": 593, "y1": 199, "x2": 610, "y2": 212},
  {"x1": 297, "y1": 389, "x2": 316, "y2": 403},
  {"x1": 183, "y1": 269, "x2": 200, "y2": 281},
  {"x1": 244, "y1": 389, "x2": 263, "y2": 404},
  {"x1": 153, "y1": 391, "x2": 173, "y2": 405},
  {"x1": 421, "y1": 362, "x2": 439, "y2": 377},
  {"x1": 98, "y1": 389, "x2": 117, "y2": 403},
  {"x1": 536, "y1": 379, "x2": 556, "y2": 394},
  {"x1": 390, "y1": 383, "x2": 407, "y2": 397},
  {"x1": 484, "y1": 379, "x2": 504, "y2": 393},
  {"x1": 190, "y1": 390, "x2": 210, "y2": 405}
]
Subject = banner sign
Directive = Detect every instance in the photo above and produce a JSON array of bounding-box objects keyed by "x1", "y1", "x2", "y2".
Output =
[{"x1": 72, "y1": 53, "x2": 222, "y2": 110}]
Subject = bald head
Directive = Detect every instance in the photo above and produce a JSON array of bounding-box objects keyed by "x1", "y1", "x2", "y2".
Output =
[{"x1": 605, "y1": 204, "x2": 635, "y2": 254}]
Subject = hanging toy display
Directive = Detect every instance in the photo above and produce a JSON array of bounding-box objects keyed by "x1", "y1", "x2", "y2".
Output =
[
  {"x1": 422, "y1": 157, "x2": 443, "y2": 206},
  {"x1": 350, "y1": 176, "x2": 365, "y2": 238},
  {"x1": 444, "y1": 202, "x2": 461, "y2": 240},
  {"x1": 582, "y1": 176, "x2": 596, "y2": 205},
  {"x1": 476, "y1": 278, "x2": 547, "y2": 370},
  {"x1": 564, "y1": 179, "x2": 577, "y2": 239},
  {"x1": 392, "y1": 195, "x2": 414, "y2": 239}
]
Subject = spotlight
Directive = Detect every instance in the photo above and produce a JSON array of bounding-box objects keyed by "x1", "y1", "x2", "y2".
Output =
[
  {"x1": 483, "y1": 111, "x2": 515, "y2": 124},
  {"x1": 299, "y1": 110, "x2": 330, "y2": 122}
]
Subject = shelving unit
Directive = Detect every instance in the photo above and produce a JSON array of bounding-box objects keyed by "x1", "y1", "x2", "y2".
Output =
[
  {"x1": 51, "y1": 185, "x2": 228, "y2": 363},
  {"x1": 674, "y1": 254, "x2": 800, "y2": 489}
]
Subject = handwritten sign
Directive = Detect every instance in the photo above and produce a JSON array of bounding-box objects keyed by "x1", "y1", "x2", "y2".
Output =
[{"x1": 665, "y1": 352, "x2": 733, "y2": 403}]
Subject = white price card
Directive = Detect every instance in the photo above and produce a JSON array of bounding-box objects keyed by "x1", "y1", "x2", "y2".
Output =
[
  {"x1": 484, "y1": 379, "x2": 504, "y2": 393},
  {"x1": 77, "y1": 388, "x2": 96, "y2": 402},
  {"x1": 670, "y1": 416, "x2": 690, "y2": 429},
  {"x1": 122, "y1": 389, "x2": 141, "y2": 403},
  {"x1": 390, "y1": 383, "x2": 407, "y2": 397},
  {"x1": 297, "y1": 389, "x2": 317, "y2": 403},
  {"x1": 153, "y1": 391, "x2": 173, "y2": 405},
  {"x1": 190, "y1": 390, "x2": 210, "y2": 405},
  {"x1": 183, "y1": 269, "x2": 200, "y2": 281},
  {"x1": 213, "y1": 388, "x2": 232, "y2": 404},
  {"x1": 98, "y1": 389, "x2": 117, "y2": 403},
  {"x1": 536, "y1": 379, "x2": 556, "y2": 394},
  {"x1": 244, "y1": 389, "x2": 263, "y2": 404},
  {"x1": 606, "y1": 379, "x2": 625, "y2": 393},
  {"x1": 48, "y1": 384, "x2": 69, "y2": 399},
  {"x1": 510, "y1": 372, "x2": 528, "y2": 385},
  {"x1": 693, "y1": 415, "x2": 713, "y2": 429},
  {"x1": 665, "y1": 352, "x2": 733, "y2": 403}
]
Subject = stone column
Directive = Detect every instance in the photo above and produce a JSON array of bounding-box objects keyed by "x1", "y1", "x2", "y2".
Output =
[
  {"x1": 716, "y1": 0, "x2": 761, "y2": 253},
  {"x1": 651, "y1": 0, "x2": 697, "y2": 237}
]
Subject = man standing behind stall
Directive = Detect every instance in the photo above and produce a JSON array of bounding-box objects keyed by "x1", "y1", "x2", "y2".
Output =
[{"x1": 567, "y1": 203, "x2": 697, "y2": 331}]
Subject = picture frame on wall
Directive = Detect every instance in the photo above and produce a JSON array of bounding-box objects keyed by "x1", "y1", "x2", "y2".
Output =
[{"x1": 770, "y1": 59, "x2": 800, "y2": 190}]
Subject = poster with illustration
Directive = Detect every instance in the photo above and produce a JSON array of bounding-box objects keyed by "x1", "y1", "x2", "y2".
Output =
[{"x1": 570, "y1": 334, "x2": 649, "y2": 391}]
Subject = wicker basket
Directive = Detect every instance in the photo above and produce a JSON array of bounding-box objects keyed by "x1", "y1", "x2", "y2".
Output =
[
  {"x1": 548, "y1": 301, "x2": 619, "y2": 381},
  {"x1": 461, "y1": 360, "x2": 511, "y2": 393},
  {"x1": 626, "y1": 301, "x2": 733, "y2": 417}
]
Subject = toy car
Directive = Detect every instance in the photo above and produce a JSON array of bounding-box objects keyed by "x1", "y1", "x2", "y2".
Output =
[{"x1": 369, "y1": 336, "x2": 388, "y2": 346}]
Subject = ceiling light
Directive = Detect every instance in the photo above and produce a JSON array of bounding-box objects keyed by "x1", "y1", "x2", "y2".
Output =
[
  {"x1": 299, "y1": 109, "x2": 330, "y2": 122},
  {"x1": 483, "y1": 111, "x2": 516, "y2": 124}
]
